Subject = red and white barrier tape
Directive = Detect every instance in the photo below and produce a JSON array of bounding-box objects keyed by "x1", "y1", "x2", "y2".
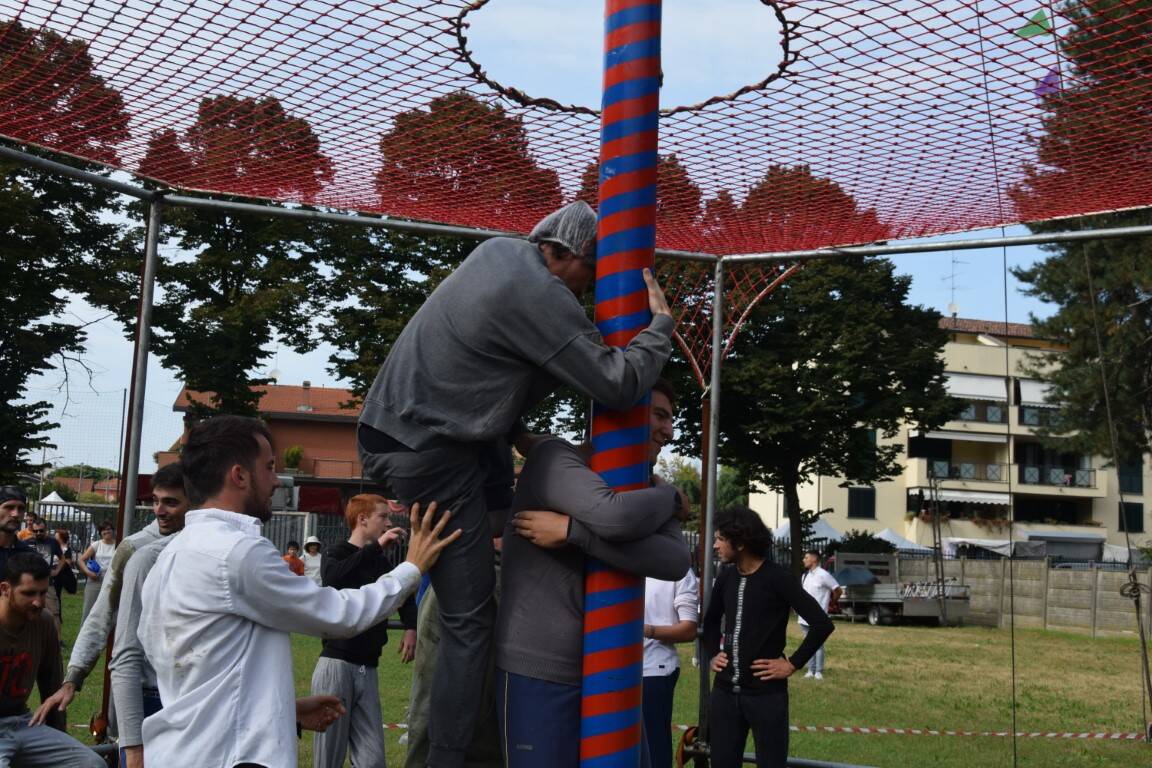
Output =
[
  {"x1": 80, "y1": 721, "x2": 1144, "y2": 742},
  {"x1": 671, "y1": 724, "x2": 1145, "y2": 741}
]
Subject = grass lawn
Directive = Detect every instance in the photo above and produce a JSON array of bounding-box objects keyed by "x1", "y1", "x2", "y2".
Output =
[{"x1": 46, "y1": 594, "x2": 1149, "y2": 766}]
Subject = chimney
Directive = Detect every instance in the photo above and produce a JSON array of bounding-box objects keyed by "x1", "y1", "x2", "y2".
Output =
[{"x1": 297, "y1": 381, "x2": 313, "y2": 412}]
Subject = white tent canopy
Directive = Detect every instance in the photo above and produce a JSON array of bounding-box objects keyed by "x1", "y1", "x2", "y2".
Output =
[
  {"x1": 36, "y1": 491, "x2": 89, "y2": 521},
  {"x1": 875, "y1": 527, "x2": 932, "y2": 552},
  {"x1": 773, "y1": 518, "x2": 843, "y2": 543}
]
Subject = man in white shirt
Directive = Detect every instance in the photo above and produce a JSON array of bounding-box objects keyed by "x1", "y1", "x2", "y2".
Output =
[
  {"x1": 798, "y1": 549, "x2": 841, "y2": 680},
  {"x1": 139, "y1": 415, "x2": 460, "y2": 768},
  {"x1": 642, "y1": 570, "x2": 699, "y2": 768}
]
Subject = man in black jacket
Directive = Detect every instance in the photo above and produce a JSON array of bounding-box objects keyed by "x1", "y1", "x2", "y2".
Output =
[
  {"x1": 309, "y1": 493, "x2": 417, "y2": 768},
  {"x1": 703, "y1": 506, "x2": 834, "y2": 768}
]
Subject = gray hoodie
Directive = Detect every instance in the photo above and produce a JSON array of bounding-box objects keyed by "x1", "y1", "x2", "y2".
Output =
[{"x1": 359, "y1": 237, "x2": 673, "y2": 449}]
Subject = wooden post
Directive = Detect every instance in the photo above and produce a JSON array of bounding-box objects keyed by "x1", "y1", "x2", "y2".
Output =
[
  {"x1": 1090, "y1": 563, "x2": 1099, "y2": 638},
  {"x1": 999, "y1": 557, "x2": 1007, "y2": 629},
  {"x1": 1041, "y1": 556, "x2": 1050, "y2": 630}
]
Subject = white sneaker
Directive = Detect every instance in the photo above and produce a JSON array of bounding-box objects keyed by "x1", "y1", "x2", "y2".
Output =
[
  {"x1": 814, "y1": 672, "x2": 824, "y2": 680},
  {"x1": 803, "y1": 670, "x2": 814, "y2": 678}
]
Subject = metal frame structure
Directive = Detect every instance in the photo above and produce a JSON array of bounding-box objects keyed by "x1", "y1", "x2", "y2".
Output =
[{"x1": 9, "y1": 142, "x2": 1152, "y2": 762}]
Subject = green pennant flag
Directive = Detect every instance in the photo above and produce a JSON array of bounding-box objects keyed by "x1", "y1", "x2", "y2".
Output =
[{"x1": 1016, "y1": 10, "x2": 1052, "y2": 38}]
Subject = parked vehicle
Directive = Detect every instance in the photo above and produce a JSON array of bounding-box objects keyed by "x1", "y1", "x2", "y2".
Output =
[{"x1": 835, "y1": 552, "x2": 971, "y2": 626}]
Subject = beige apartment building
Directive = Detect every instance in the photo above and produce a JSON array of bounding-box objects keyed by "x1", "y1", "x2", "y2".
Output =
[{"x1": 750, "y1": 317, "x2": 1149, "y2": 561}]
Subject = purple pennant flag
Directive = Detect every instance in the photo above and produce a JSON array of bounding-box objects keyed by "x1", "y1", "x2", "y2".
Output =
[{"x1": 1033, "y1": 66, "x2": 1060, "y2": 97}]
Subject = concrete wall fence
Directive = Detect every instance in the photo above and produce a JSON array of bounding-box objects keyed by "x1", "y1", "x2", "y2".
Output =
[{"x1": 897, "y1": 557, "x2": 1152, "y2": 636}]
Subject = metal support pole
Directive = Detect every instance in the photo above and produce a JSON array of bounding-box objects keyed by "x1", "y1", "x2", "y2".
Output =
[
  {"x1": 721, "y1": 222, "x2": 1152, "y2": 263},
  {"x1": 164, "y1": 193, "x2": 717, "y2": 263},
  {"x1": 0, "y1": 144, "x2": 156, "y2": 200},
  {"x1": 116, "y1": 199, "x2": 163, "y2": 538},
  {"x1": 696, "y1": 258, "x2": 725, "y2": 744}
]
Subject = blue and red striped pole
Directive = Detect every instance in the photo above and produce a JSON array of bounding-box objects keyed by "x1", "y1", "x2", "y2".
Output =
[{"x1": 581, "y1": 1, "x2": 662, "y2": 766}]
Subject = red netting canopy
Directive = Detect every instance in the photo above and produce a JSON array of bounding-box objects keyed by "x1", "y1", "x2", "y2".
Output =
[{"x1": 2, "y1": 0, "x2": 1149, "y2": 257}]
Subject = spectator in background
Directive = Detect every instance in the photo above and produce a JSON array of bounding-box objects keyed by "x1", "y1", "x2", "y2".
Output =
[
  {"x1": 310, "y1": 494, "x2": 416, "y2": 768},
  {"x1": 0, "y1": 552, "x2": 103, "y2": 767},
  {"x1": 77, "y1": 522, "x2": 116, "y2": 624},
  {"x1": 284, "y1": 541, "x2": 306, "y2": 576},
  {"x1": 52, "y1": 529, "x2": 77, "y2": 627},
  {"x1": 798, "y1": 549, "x2": 840, "y2": 680},
  {"x1": 0, "y1": 487, "x2": 33, "y2": 576},
  {"x1": 26, "y1": 519, "x2": 64, "y2": 626},
  {"x1": 302, "y1": 535, "x2": 324, "y2": 585},
  {"x1": 31, "y1": 464, "x2": 188, "y2": 734},
  {"x1": 17, "y1": 509, "x2": 37, "y2": 541}
]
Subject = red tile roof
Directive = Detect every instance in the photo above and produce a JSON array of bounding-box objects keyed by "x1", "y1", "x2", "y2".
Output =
[
  {"x1": 174, "y1": 384, "x2": 361, "y2": 418},
  {"x1": 939, "y1": 317, "x2": 1040, "y2": 339}
]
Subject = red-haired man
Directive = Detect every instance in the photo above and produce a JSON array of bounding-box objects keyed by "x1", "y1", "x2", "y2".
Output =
[{"x1": 309, "y1": 493, "x2": 417, "y2": 768}]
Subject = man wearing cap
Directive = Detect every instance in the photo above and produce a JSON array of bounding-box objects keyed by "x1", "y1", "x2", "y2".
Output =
[
  {"x1": 358, "y1": 201, "x2": 674, "y2": 767},
  {"x1": 0, "y1": 487, "x2": 34, "y2": 575}
]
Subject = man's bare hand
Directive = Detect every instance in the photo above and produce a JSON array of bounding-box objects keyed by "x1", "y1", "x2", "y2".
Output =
[
  {"x1": 378, "y1": 526, "x2": 405, "y2": 549},
  {"x1": 398, "y1": 628, "x2": 416, "y2": 663},
  {"x1": 403, "y1": 502, "x2": 462, "y2": 574},
  {"x1": 643, "y1": 268, "x2": 672, "y2": 318},
  {"x1": 710, "y1": 652, "x2": 729, "y2": 673},
  {"x1": 29, "y1": 682, "x2": 75, "y2": 726},
  {"x1": 512, "y1": 510, "x2": 569, "y2": 549},
  {"x1": 750, "y1": 657, "x2": 796, "y2": 681},
  {"x1": 296, "y1": 695, "x2": 346, "y2": 733}
]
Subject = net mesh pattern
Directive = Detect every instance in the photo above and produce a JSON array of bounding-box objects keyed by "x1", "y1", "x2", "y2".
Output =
[
  {"x1": 1, "y1": 1, "x2": 1148, "y2": 383},
  {"x1": 2, "y1": 1, "x2": 1149, "y2": 254}
]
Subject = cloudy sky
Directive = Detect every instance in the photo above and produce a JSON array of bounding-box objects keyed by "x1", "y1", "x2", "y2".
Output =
[{"x1": 20, "y1": 0, "x2": 1055, "y2": 474}]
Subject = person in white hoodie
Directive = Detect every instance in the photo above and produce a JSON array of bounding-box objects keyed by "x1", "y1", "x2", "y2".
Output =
[{"x1": 138, "y1": 415, "x2": 459, "y2": 768}]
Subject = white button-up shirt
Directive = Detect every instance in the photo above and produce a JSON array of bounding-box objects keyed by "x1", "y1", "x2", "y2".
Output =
[{"x1": 139, "y1": 509, "x2": 420, "y2": 768}]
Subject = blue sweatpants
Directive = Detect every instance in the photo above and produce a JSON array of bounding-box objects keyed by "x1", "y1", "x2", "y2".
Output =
[{"x1": 497, "y1": 669, "x2": 651, "y2": 768}]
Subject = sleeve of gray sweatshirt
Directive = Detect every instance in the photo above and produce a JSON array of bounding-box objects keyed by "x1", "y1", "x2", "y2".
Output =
[
  {"x1": 540, "y1": 313, "x2": 674, "y2": 412},
  {"x1": 65, "y1": 539, "x2": 137, "y2": 688},
  {"x1": 108, "y1": 542, "x2": 166, "y2": 747},
  {"x1": 567, "y1": 516, "x2": 690, "y2": 582},
  {"x1": 522, "y1": 439, "x2": 676, "y2": 542}
]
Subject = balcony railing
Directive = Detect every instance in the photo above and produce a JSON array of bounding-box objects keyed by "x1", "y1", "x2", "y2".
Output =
[
  {"x1": 956, "y1": 401, "x2": 1006, "y2": 424},
  {"x1": 295, "y1": 458, "x2": 363, "y2": 479},
  {"x1": 1019, "y1": 465, "x2": 1096, "y2": 488},
  {"x1": 929, "y1": 461, "x2": 1009, "y2": 483}
]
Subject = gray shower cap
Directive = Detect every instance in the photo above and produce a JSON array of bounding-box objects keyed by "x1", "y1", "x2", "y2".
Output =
[{"x1": 528, "y1": 201, "x2": 597, "y2": 265}]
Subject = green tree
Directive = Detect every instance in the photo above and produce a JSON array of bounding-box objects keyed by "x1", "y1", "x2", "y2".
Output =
[
  {"x1": 655, "y1": 455, "x2": 748, "y2": 530},
  {"x1": 1011, "y1": 0, "x2": 1152, "y2": 461},
  {"x1": 825, "y1": 529, "x2": 897, "y2": 557},
  {"x1": 703, "y1": 256, "x2": 955, "y2": 571},
  {"x1": 91, "y1": 95, "x2": 334, "y2": 417},
  {"x1": 50, "y1": 465, "x2": 118, "y2": 481},
  {"x1": 0, "y1": 20, "x2": 131, "y2": 481},
  {"x1": 316, "y1": 220, "x2": 586, "y2": 435},
  {"x1": 376, "y1": 91, "x2": 561, "y2": 227}
]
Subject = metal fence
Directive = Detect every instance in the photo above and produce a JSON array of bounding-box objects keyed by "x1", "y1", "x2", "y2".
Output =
[{"x1": 32, "y1": 501, "x2": 153, "y2": 548}]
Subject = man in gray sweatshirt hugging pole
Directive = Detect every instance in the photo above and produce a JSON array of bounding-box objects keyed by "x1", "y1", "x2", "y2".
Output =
[{"x1": 358, "y1": 201, "x2": 674, "y2": 768}]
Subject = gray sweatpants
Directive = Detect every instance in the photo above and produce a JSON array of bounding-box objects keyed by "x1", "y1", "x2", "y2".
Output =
[
  {"x1": 360, "y1": 439, "x2": 502, "y2": 768},
  {"x1": 310, "y1": 657, "x2": 387, "y2": 768},
  {"x1": 0, "y1": 714, "x2": 104, "y2": 768}
]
